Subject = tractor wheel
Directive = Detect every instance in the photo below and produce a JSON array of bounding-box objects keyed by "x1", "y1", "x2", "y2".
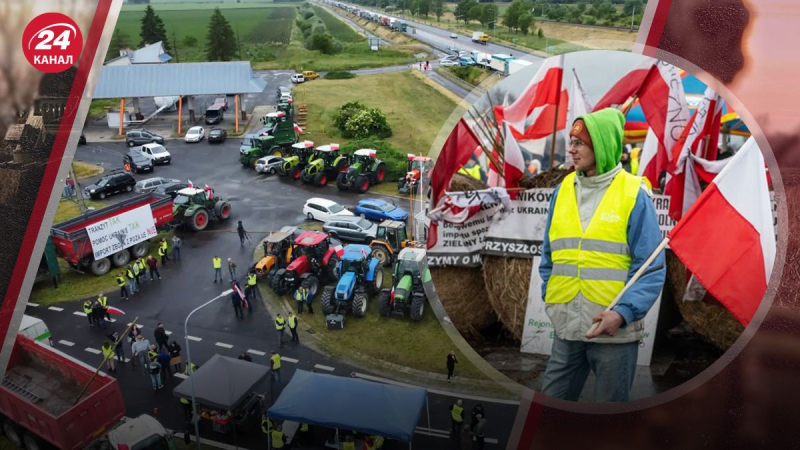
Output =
[
  {"x1": 352, "y1": 291, "x2": 368, "y2": 318},
  {"x1": 290, "y1": 167, "x2": 302, "y2": 180},
  {"x1": 3, "y1": 420, "x2": 22, "y2": 448},
  {"x1": 410, "y1": 293, "x2": 425, "y2": 321},
  {"x1": 378, "y1": 289, "x2": 391, "y2": 317},
  {"x1": 321, "y1": 287, "x2": 335, "y2": 314},
  {"x1": 89, "y1": 258, "x2": 112, "y2": 276},
  {"x1": 300, "y1": 274, "x2": 319, "y2": 297},
  {"x1": 189, "y1": 209, "x2": 209, "y2": 232},
  {"x1": 23, "y1": 432, "x2": 42, "y2": 450},
  {"x1": 314, "y1": 172, "x2": 328, "y2": 187},
  {"x1": 269, "y1": 146, "x2": 283, "y2": 157},
  {"x1": 356, "y1": 175, "x2": 370, "y2": 193},
  {"x1": 371, "y1": 267, "x2": 384, "y2": 293},
  {"x1": 371, "y1": 246, "x2": 391, "y2": 267},
  {"x1": 271, "y1": 269, "x2": 287, "y2": 293},
  {"x1": 129, "y1": 242, "x2": 148, "y2": 259},
  {"x1": 336, "y1": 172, "x2": 348, "y2": 191},
  {"x1": 111, "y1": 250, "x2": 131, "y2": 267},
  {"x1": 327, "y1": 255, "x2": 340, "y2": 280},
  {"x1": 215, "y1": 201, "x2": 232, "y2": 220},
  {"x1": 375, "y1": 162, "x2": 387, "y2": 184}
]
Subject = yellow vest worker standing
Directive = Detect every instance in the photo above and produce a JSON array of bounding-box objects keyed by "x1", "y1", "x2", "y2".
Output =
[
  {"x1": 101, "y1": 341, "x2": 116, "y2": 373},
  {"x1": 83, "y1": 300, "x2": 94, "y2": 326},
  {"x1": 275, "y1": 314, "x2": 286, "y2": 348},
  {"x1": 270, "y1": 426, "x2": 286, "y2": 449},
  {"x1": 213, "y1": 256, "x2": 223, "y2": 283},
  {"x1": 270, "y1": 351, "x2": 282, "y2": 384},
  {"x1": 245, "y1": 271, "x2": 260, "y2": 307},
  {"x1": 342, "y1": 434, "x2": 356, "y2": 450},
  {"x1": 261, "y1": 417, "x2": 273, "y2": 434},
  {"x1": 450, "y1": 399, "x2": 464, "y2": 437},
  {"x1": 116, "y1": 273, "x2": 129, "y2": 300},
  {"x1": 97, "y1": 294, "x2": 109, "y2": 320},
  {"x1": 288, "y1": 312, "x2": 299, "y2": 343},
  {"x1": 539, "y1": 109, "x2": 666, "y2": 403}
]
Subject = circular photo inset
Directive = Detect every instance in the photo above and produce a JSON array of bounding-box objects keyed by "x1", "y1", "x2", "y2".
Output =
[{"x1": 425, "y1": 50, "x2": 776, "y2": 403}]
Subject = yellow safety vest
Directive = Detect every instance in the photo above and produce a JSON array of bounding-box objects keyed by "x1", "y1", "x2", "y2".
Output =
[
  {"x1": 271, "y1": 430, "x2": 285, "y2": 448},
  {"x1": 102, "y1": 345, "x2": 113, "y2": 359},
  {"x1": 546, "y1": 171, "x2": 639, "y2": 307},
  {"x1": 161, "y1": 241, "x2": 168, "y2": 251},
  {"x1": 213, "y1": 257, "x2": 222, "y2": 269},
  {"x1": 138, "y1": 259, "x2": 146, "y2": 271},
  {"x1": 83, "y1": 302, "x2": 93, "y2": 314},
  {"x1": 126, "y1": 268, "x2": 134, "y2": 279},
  {"x1": 275, "y1": 317, "x2": 285, "y2": 331},
  {"x1": 148, "y1": 350, "x2": 158, "y2": 362},
  {"x1": 451, "y1": 404, "x2": 463, "y2": 422},
  {"x1": 270, "y1": 354, "x2": 281, "y2": 370},
  {"x1": 300, "y1": 423, "x2": 309, "y2": 432},
  {"x1": 288, "y1": 316, "x2": 296, "y2": 328},
  {"x1": 180, "y1": 397, "x2": 190, "y2": 405},
  {"x1": 248, "y1": 274, "x2": 257, "y2": 286},
  {"x1": 133, "y1": 264, "x2": 139, "y2": 275},
  {"x1": 158, "y1": 247, "x2": 166, "y2": 257},
  {"x1": 342, "y1": 442, "x2": 355, "y2": 450},
  {"x1": 98, "y1": 296, "x2": 108, "y2": 308},
  {"x1": 374, "y1": 436, "x2": 384, "y2": 448},
  {"x1": 185, "y1": 363, "x2": 197, "y2": 375},
  {"x1": 116, "y1": 276, "x2": 126, "y2": 287},
  {"x1": 261, "y1": 418, "x2": 272, "y2": 433}
]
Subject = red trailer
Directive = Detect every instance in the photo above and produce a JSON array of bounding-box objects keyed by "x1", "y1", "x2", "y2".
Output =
[
  {"x1": 381, "y1": 16, "x2": 390, "y2": 27},
  {"x1": 50, "y1": 193, "x2": 174, "y2": 276},
  {"x1": 0, "y1": 335, "x2": 125, "y2": 450}
]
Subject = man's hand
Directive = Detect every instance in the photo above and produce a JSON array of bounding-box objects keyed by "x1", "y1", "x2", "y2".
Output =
[{"x1": 585, "y1": 311, "x2": 625, "y2": 339}]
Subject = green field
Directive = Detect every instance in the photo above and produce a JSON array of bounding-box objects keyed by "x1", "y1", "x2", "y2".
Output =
[
  {"x1": 311, "y1": 5, "x2": 363, "y2": 42},
  {"x1": 121, "y1": 1, "x2": 289, "y2": 12}
]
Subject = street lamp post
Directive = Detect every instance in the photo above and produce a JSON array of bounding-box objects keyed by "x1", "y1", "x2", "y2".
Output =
[{"x1": 184, "y1": 288, "x2": 234, "y2": 450}]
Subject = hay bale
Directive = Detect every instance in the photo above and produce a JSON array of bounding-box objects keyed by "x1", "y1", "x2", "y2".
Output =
[{"x1": 666, "y1": 251, "x2": 744, "y2": 350}]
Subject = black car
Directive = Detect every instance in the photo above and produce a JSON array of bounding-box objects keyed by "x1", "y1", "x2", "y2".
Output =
[
  {"x1": 208, "y1": 128, "x2": 227, "y2": 143},
  {"x1": 84, "y1": 171, "x2": 136, "y2": 200},
  {"x1": 126, "y1": 129, "x2": 164, "y2": 147},
  {"x1": 153, "y1": 182, "x2": 189, "y2": 199},
  {"x1": 123, "y1": 151, "x2": 154, "y2": 174}
]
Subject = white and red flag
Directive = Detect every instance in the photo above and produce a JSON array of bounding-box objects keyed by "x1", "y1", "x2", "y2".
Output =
[
  {"x1": 667, "y1": 137, "x2": 775, "y2": 327},
  {"x1": 503, "y1": 122, "x2": 525, "y2": 198},
  {"x1": 562, "y1": 69, "x2": 593, "y2": 169},
  {"x1": 593, "y1": 59, "x2": 656, "y2": 110},
  {"x1": 334, "y1": 243, "x2": 345, "y2": 258},
  {"x1": 234, "y1": 283, "x2": 248, "y2": 309},
  {"x1": 294, "y1": 123, "x2": 303, "y2": 134}
]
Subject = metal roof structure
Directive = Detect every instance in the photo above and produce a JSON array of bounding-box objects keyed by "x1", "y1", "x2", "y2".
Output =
[{"x1": 93, "y1": 62, "x2": 267, "y2": 99}]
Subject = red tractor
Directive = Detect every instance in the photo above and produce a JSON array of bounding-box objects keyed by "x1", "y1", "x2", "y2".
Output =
[
  {"x1": 271, "y1": 230, "x2": 339, "y2": 296},
  {"x1": 398, "y1": 154, "x2": 432, "y2": 195}
]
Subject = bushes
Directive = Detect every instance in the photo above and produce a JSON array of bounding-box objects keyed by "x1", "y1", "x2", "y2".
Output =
[
  {"x1": 340, "y1": 137, "x2": 407, "y2": 180},
  {"x1": 333, "y1": 101, "x2": 392, "y2": 139},
  {"x1": 333, "y1": 101, "x2": 367, "y2": 130},
  {"x1": 324, "y1": 71, "x2": 356, "y2": 79},
  {"x1": 445, "y1": 66, "x2": 486, "y2": 86},
  {"x1": 307, "y1": 33, "x2": 340, "y2": 54}
]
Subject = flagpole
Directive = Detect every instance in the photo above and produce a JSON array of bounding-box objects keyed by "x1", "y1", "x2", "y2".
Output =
[
  {"x1": 585, "y1": 237, "x2": 670, "y2": 338},
  {"x1": 548, "y1": 98, "x2": 561, "y2": 170}
]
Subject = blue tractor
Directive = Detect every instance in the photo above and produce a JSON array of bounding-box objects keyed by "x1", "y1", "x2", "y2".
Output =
[{"x1": 320, "y1": 244, "x2": 383, "y2": 317}]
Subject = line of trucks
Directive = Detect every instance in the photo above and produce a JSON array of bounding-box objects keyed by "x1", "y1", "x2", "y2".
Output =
[
  {"x1": 327, "y1": 1, "x2": 408, "y2": 32},
  {"x1": 452, "y1": 50, "x2": 533, "y2": 76}
]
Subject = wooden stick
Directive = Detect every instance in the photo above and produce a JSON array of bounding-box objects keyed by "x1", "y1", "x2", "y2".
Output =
[
  {"x1": 74, "y1": 317, "x2": 139, "y2": 405},
  {"x1": 585, "y1": 237, "x2": 670, "y2": 338}
]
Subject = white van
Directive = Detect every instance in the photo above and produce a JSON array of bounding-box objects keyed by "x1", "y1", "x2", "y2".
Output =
[
  {"x1": 19, "y1": 315, "x2": 53, "y2": 346},
  {"x1": 302, "y1": 197, "x2": 354, "y2": 222}
]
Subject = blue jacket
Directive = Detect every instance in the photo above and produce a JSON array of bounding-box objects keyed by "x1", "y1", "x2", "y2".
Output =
[{"x1": 539, "y1": 184, "x2": 666, "y2": 327}]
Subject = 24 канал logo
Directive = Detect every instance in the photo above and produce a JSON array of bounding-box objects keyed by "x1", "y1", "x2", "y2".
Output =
[{"x1": 22, "y1": 13, "x2": 83, "y2": 73}]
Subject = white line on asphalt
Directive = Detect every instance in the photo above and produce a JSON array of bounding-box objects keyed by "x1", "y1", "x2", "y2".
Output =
[
  {"x1": 170, "y1": 431, "x2": 248, "y2": 450},
  {"x1": 128, "y1": 323, "x2": 143, "y2": 328},
  {"x1": 352, "y1": 372, "x2": 521, "y2": 405},
  {"x1": 73, "y1": 311, "x2": 86, "y2": 316},
  {"x1": 187, "y1": 335, "x2": 202, "y2": 342},
  {"x1": 314, "y1": 364, "x2": 334, "y2": 372},
  {"x1": 59, "y1": 340, "x2": 75, "y2": 346},
  {"x1": 85, "y1": 347, "x2": 101, "y2": 354},
  {"x1": 165, "y1": 330, "x2": 173, "y2": 335},
  {"x1": 280, "y1": 356, "x2": 298, "y2": 363},
  {"x1": 174, "y1": 372, "x2": 188, "y2": 379},
  {"x1": 48, "y1": 306, "x2": 64, "y2": 312},
  {"x1": 124, "y1": 358, "x2": 131, "y2": 363},
  {"x1": 27, "y1": 302, "x2": 39, "y2": 307},
  {"x1": 248, "y1": 349, "x2": 266, "y2": 356},
  {"x1": 215, "y1": 342, "x2": 233, "y2": 349},
  {"x1": 415, "y1": 427, "x2": 499, "y2": 444}
]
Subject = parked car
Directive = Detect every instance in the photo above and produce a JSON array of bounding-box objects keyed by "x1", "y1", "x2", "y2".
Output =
[
  {"x1": 450, "y1": 33, "x2": 458, "y2": 39},
  {"x1": 213, "y1": 97, "x2": 229, "y2": 111},
  {"x1": 208, "y1": 128, "x2": 227, "y2": 143},
  {"x1": 459, "y1": 57, "x2": 475, "y2": 66},
  {"x1": 137, "y1": 143, "x2": 172, "y2": 164},
  {"x1": 303, "y1": 70, "x2": 320, "y2": 80},
  {"x1": 84, "y1": 171, "x2": 136, "y2": 199},
  {"x1": 322, "y1": 216, "x2": 378, "y2": 244},
  {"x1": 255, "y1": 155, "x2": 284, "y2": 175},
  {"x1": 440, "y1": 59, "x2": 460, "y2": 67},
  {"x1": 153, "y1": 181, "x2": 189, "y2": 199},
  {"x1": 354, "y1": 198, "x2": 409, "y2": 222},
  {"x1": 291, "y1": 74, "x2": 305, "y2": 84},
  {"x1": 205, "y1": 105, "x2": 224, "y2": 125},
  {"x1": 277, "y1": 86, "x2": 292, "y2": 97},
  {"x1": 303, "y1": 197, "x2": 354, "y2": 222},
  {"x1": 123, "y1": 151, "x2": 154, "y2": 174},
  {"x1": 135, "y1": 177, "x2": 181, "y2": 194},
  {"x1": 185, "y1": 126, "x2": 205, "y2": 143},
  {"x1": 126, "y1": 129, "x2": 164, "y2": 147}
]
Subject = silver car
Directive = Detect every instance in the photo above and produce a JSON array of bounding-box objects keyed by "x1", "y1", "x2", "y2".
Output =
[
  {"x1": 255, "y1": 156, "x2": 284, "y2": 175},
  {"x1": 322, "y1": 216, "x2": 377, "y2": 244},
  {"x1": 135, "y1": 177, "x2": 181, "y2": 194}
]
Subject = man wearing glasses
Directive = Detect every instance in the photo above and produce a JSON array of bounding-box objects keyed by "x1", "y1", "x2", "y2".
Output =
[{"x1": 538, "y1": 108, "x2": 666, "y2": 403}]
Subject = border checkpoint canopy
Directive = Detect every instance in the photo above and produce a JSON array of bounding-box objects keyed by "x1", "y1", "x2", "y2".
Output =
[{"x1": 172, "y1": 354, "x2": 270, "y2": 410}]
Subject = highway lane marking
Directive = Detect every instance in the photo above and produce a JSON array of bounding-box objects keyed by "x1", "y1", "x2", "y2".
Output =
[
  {"x1": 59, "y1": 340, "x2": 75, "y2": 346},
  {"x1": 174, "y1": 372, "x2": 188, "y2": 379},
  {"x1": 124, "y1": 358, "x2": 131, "y2": 363},
  {"x1": 314, "y1": 364, "x2": 334, "y2": 372},
  {"x1": 27, "y1": 302, "x2": 39, "y2": 307},
  {"x1": 215, "y1": 342, "x2": 233, "y2": 349},
  {"x1": 85, "y1": 347, "x2": 101, "y2": 354},
  {"x1": 280, "y1": 356, "x2": 298, "y2": 363},
  {"x1": 352, "y1": 372, "x2": 521, "y2": 405},
  {"x1": 165, "y1": 330, "x2": 173, "y2": 335},
  {"x1": 188, "y1": 335, "x2": 202, "y2": 342},
  {"x1": 415, "y1": 427, "x2": 499, "y2": 444},
  {"x1": 48, "y1": 306, "x2": 64, "y2": 312},
  {"x1": 74, "y1": 311, "x2": 86, "y2": 316},
  {"x1": 248, "y1": 349, "x2": 266, "y2": 356}
]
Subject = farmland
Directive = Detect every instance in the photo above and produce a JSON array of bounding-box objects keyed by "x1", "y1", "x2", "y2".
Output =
[{"x1": 311, "y1": 5, "x2": 363, "y2": 42}]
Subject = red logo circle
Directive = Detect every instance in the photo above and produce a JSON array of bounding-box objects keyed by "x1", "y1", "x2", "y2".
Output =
[{"x1": 22, "y1": 13, "x2": 83, "y2": 74}]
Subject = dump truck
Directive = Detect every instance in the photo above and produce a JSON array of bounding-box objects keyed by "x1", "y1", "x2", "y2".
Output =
[
  {"x1": 1, "y1": 334, "x2": 174, "y2": 450},
  {"x1": 472, "y1": 31, "x2": 489, "y2": 45},
  {"x1": 50, "y1": 193, "x2": 174, "y2": 276}
]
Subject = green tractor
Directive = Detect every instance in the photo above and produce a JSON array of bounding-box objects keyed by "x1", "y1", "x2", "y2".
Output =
[
  {"x1": 300, "y1": 144, "x2": 350, "y2": 187},
  {"x1": 171, "y1": 187, "x2": 232, "y2": 232},
  {"x1": 378, "y1": 247, "x2": 430, "y2": 321},
  {"x1": 277, "y1": 101, "x2": 294, "y2": 120},
  {"x1": 239, "y1": 119, "x2": 299, "y2": 167},
  {"x1": 280, "y1": 140, "x2": 316, "y2": 180},
  {"x1": 336, "y1": 149, "x2": 388, "y2": 193}
]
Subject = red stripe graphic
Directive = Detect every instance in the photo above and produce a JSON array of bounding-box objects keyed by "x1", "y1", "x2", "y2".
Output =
[
  {"x1": 643, "y1": 0, "x2": 675, "y2": 56},
  {"x1": 0, "y1": 1, "x2": 113, "y2": 348},
  {"x1": 517, "y1": 393, "x2": 545, "y2": 449}
]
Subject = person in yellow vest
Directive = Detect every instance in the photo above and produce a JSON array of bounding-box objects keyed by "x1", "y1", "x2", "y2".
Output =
[
  {"x1": 245, "y1": 270, "x2": 260, "y2": 307},
  {"x1": 126, "y1": 264, "x2": 137, "y2": 295},
  {"x1": 83, "y1": 299, "x2": 95, "y2": 326},
  {"x1": 342, "y1": 434, "x2": 356, "y2": 450},
  {"x1": 132, "y1": 258, "x2": 142, "y2": 286},
  {"x1": 158, "y1": 243, "x2": 168, "y2": 267},
  {"x1": 213, "y1": 256, "x2": 223, "y2": 283},
  {"x1": 116, "y1": 272, "x2": 129, "y2": 300},
  {"x1": 184, "y1": 361, "x2": 197, "y2": 375},
  {"x1": 539, "y1": 109, "x2": 666, "y2": 403},
  {"x1": 160, "y1": 238, "x2": 170, "y2": 264},
  {"x1": 101, "y1": 341, "x2": 116, "y2": 373},
  {"x1": 270, "y1": 351, "x2": 282, "y2": 384},
  {"x1": 261, "y1": 416, "x2": 273, "y2": 434},
  {"x1": 137, "y1": 257, "x2": 148, "y2": 282},
  {"x1": 296, "y1": 423, "x2": 311, "y2": 446},
  {"x1": 450, "y1": 399, "x2": 464, "y2": 437},
  {"x1": 630, "y1": 146, "x2": 641, "y2": 175},
  {"x1": 180, "y1": 397, "x2": 193, "y2": 423},
  {"x1": 287, "y1": 312, "x2": 299, "y2": 343},
  {"x1": 275, "y1": 314, "x2": 286, "y2": 348},
  {"x1": 97, "y1": 294, "x2": 110, "y2": 320},
  {"x1": 368, "y1": 435, "x2": 384, "y2": 449}
]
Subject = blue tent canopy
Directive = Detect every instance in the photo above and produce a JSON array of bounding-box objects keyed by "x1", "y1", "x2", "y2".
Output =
[{"x1": 267, "y1": 370, "x2": 427, "y2": 442}]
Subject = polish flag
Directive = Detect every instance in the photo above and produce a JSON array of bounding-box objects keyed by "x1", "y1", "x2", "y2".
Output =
[
  {"x1": 234, "y1": 283, "x2": 248, "y2": 309},
  {"x1": 429, "y1": 118, "x2": 481, "y2": 207},
  {"x1": 188, "y1": 180, "x2": 194, "y2": 188},
  {"x1": 667, "y1": 137, "x2": 775, "y2": 327},
  {"x1": 503, "y1": 122, "x2": 525, "y2": 199},
  {"x1": 106, "y1": 306, "x2": 125, "y2": 315},
  {"x1": 334, "y1": 244, "x2": 345, "y2": 258},
  {"x1": 294, "y1": 123, "x2": 303, "y2": 134},
  {"x1": 563, "y1": 69, "x2": 593, "y2": 169},
  {"x1": 593, "y1": 59, "x2": 656, "y2": 111}
]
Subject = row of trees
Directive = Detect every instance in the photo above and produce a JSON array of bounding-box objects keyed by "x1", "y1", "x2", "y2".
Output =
[
  {"x1": 298, "y1": 4, "x2": 343, "y2": 55},
  {"x1": 536, "y1": 0, "x2": 644, "y2": 27}
]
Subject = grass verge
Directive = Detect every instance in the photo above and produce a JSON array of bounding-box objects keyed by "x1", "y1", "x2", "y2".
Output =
[
  {"x1": 89, "y1": 99, "x2": 119, "y2": 118},
  {"x1": 73, "y1": 161, "x2": 104, "y2": 180}
]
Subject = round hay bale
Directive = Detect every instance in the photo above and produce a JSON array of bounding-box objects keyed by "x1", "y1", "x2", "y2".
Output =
[
  {"x1": 481, "y1": 169, "x2": 571, "y2": 341},
  {"x1": 429, "y1": 172, "x2": 497, "y2": 337},
  {"x1": 666, "y1": 251, "x2": 743, "y2": 350}
]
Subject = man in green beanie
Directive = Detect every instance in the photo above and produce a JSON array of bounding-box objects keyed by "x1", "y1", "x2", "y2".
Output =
[{"x1": 538, "y1": 108, "x2": 666, "y2": 402}]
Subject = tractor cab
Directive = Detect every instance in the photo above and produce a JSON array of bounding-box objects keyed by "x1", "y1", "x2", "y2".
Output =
[
  {"x1": 370, "y1": 220, "x2": 415, "y2": 266},
  {"x1": 277, "y1": 101, "x2": 294, "y2": 120},
  {"x1": 379, "y1": 247, "x2": 430, "y2": 321},
  {"x1": 352, "y1": 149, "x2": 377, "y2": 167},
  {"x1": 322, "y1": 244, "x2": 382, "y2": 318},
  {"x1": 240, "y1": 135, "x2": 277, "y2": 166},
  {"x1": 301, "y1": 144, "x2": 350, "y2": 186},
  {"x1": 399, "y1": 155, "x2": 433, "y2": 194},
  {"x1": 338, "y1": 244, "x2": 373, "y2": 279},
  {"x1": 313, "y1": 144, "x2": 342, "y2": 166},
  {"x1": 272, "y1": 230, "x2": 337, "y2": 296},
  {"x1": 261, "y1": 111, "x2": 287, "y2": 129},
  {"x1": 254, "y1": 226, "x2": 300, "y2": 278},
  {"x1": 281, "y1": 140, "x2": 316, "y2": 178}
]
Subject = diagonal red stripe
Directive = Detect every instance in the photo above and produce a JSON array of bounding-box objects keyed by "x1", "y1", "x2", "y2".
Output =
[
  {"x1": 517, "y1": 393, "x2": 545, "y2": 449},
  {"x1": 0, "y1": 1, "x2": 113, "y2": 348},
  {"x1": 643, "y1": 0, "x2": 675, "y2": 56}
]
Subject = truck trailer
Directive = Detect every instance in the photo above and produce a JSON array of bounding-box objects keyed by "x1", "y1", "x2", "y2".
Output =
[{"x1": 471, "y1": 31, "x2": 489, "y2": 45}]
